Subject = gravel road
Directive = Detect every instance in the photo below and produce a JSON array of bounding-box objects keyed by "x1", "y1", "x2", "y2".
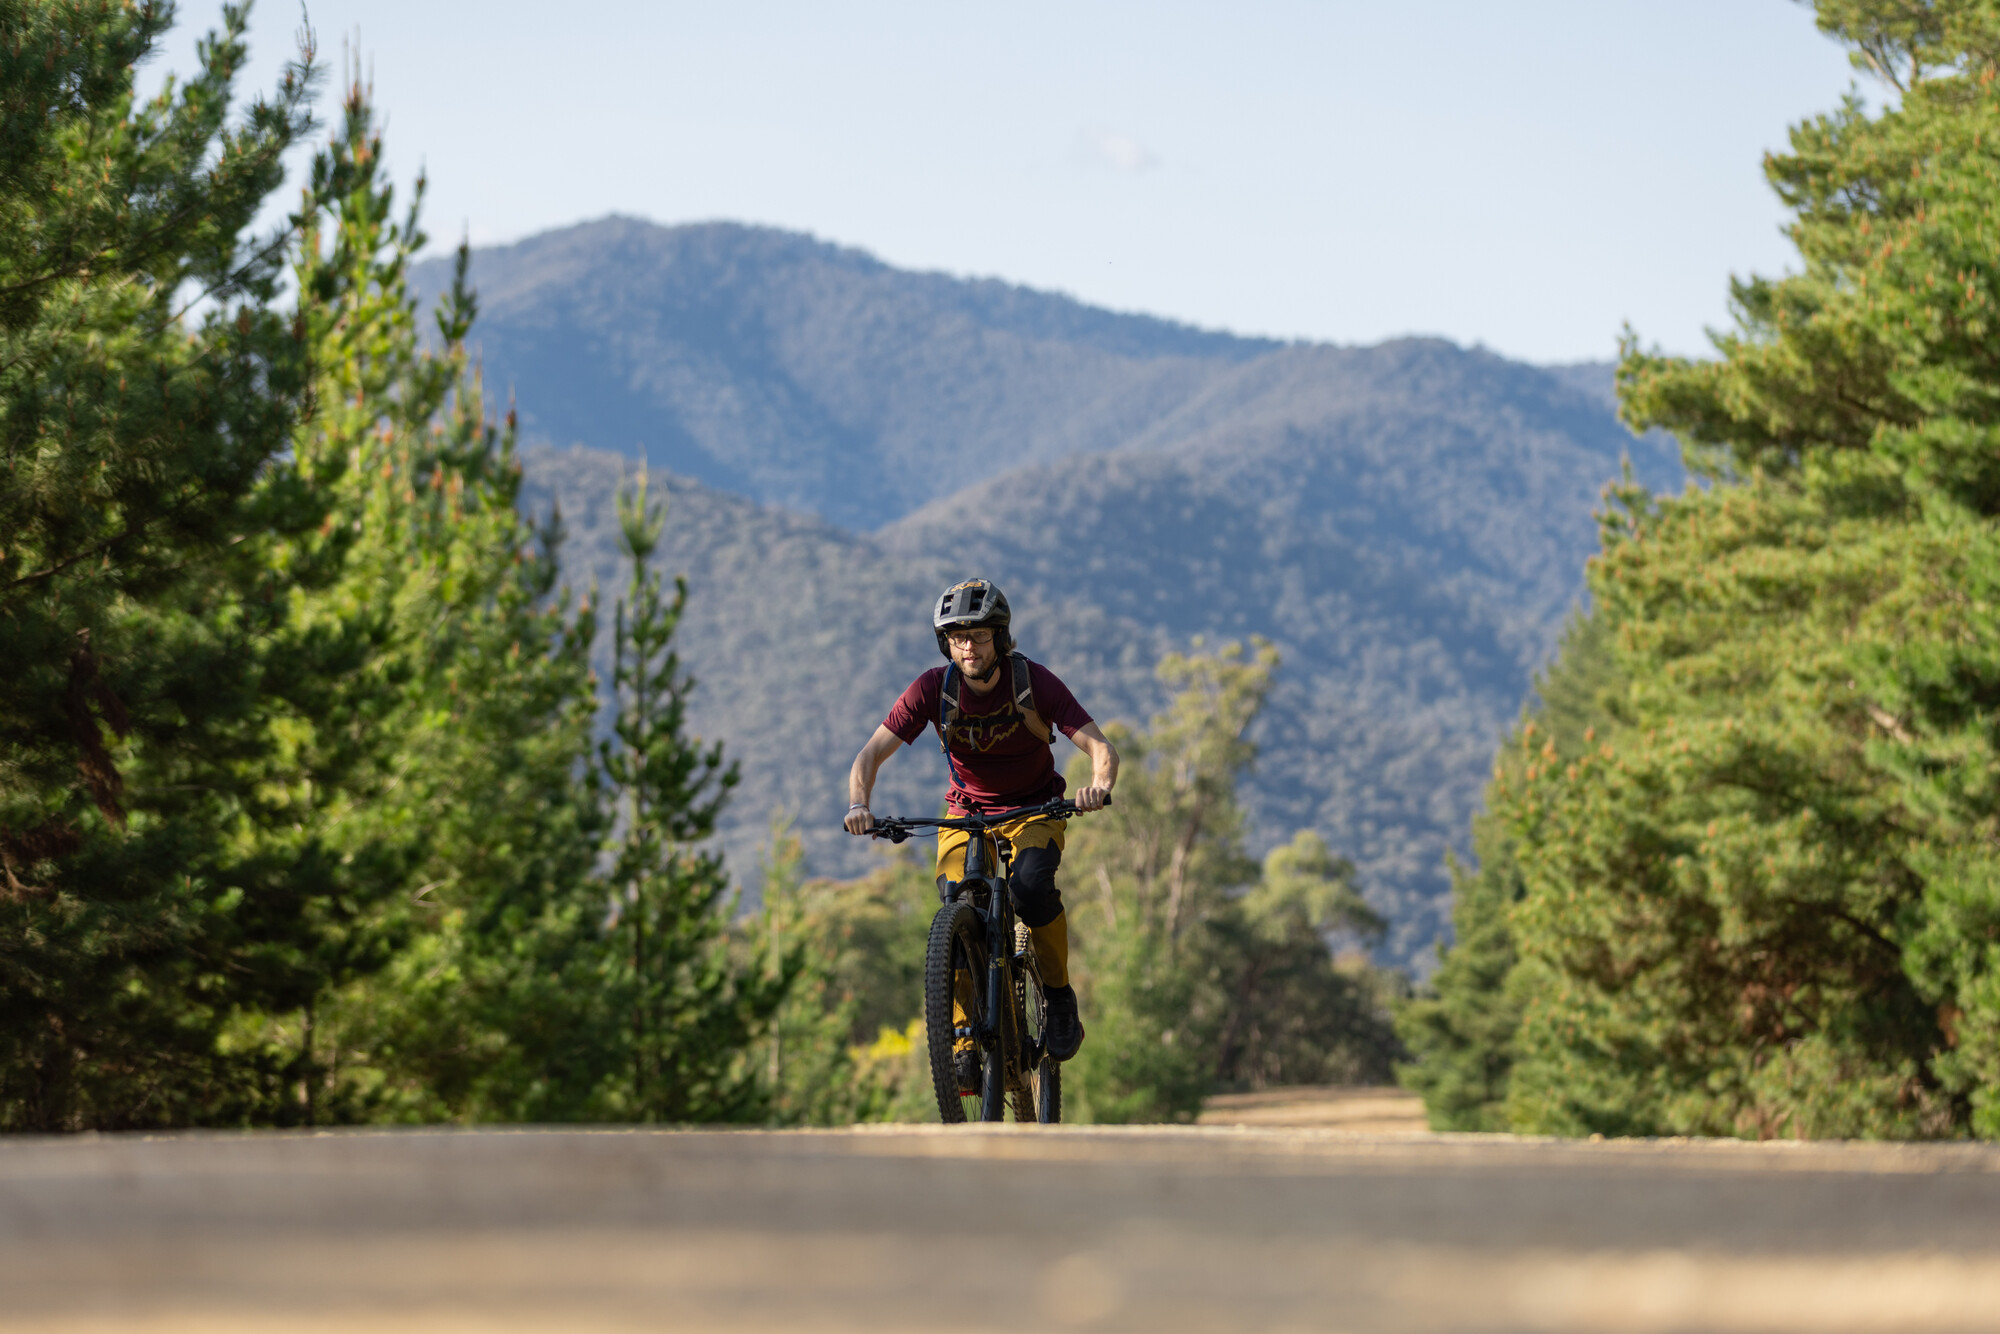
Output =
[{"x1": 4, "y1": 1124, "x2": 2000, "y2": 1333}]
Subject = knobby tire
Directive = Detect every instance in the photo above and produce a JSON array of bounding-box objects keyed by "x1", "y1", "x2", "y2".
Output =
[
  {"x1": 981, "y1": 1024, "x2": 1007, "y2": 1122},
  {"x1": 1012, "y1": 922, "x2": 1061, "y2": 1124},
  {"x1": 924, "y1": 899, "x2": 984, "y2": 1124}
]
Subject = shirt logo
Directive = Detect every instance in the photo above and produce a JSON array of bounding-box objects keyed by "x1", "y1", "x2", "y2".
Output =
[{"x1": 945, "y1": 714, "x2": 1026, "y2": 754}]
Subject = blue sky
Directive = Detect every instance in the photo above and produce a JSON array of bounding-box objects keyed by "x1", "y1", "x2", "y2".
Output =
[{"x1": 159, "y1": 2, "x2": 1861, "y2": 363}]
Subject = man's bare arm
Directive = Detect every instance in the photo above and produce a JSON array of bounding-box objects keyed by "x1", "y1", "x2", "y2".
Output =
[
  {"x1": 1070, "y1": 721, "x2": 1119, "y2": 812},
  {"x1": 844, "y1": 725, "x2": 903, "y2": 833}
]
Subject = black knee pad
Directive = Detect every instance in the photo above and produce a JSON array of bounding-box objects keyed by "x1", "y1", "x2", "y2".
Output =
[{"x1": 1009, "y1": 844, "x2": 1064, "y2": 928}]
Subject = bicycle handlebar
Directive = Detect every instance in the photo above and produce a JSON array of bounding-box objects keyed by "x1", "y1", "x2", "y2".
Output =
[{"x1": 861, "y1": 794, "x2": 1110, "y2": 844}]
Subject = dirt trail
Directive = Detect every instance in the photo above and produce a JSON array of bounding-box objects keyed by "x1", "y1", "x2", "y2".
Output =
[
  {"x1": 3, "y1": 1124, "x2": 1999, "y2": 1333},
  {"x1": 1196, "y1": 1084, "x2": 1431, "y2": 1133}
]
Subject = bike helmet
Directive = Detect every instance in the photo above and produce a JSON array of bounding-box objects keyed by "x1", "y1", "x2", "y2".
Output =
[{"x1": 933, "y1": 578, "x2": 1014, "y2": 657}]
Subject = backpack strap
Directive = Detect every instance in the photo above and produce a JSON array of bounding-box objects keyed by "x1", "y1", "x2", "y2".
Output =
[
  {"x1": 1011, "y1": 652, "x2": 1051, "y2": 743},
  {"x1": 938, "y1": 662, "x2": 971, "y2": 796},
  {"x1": 939, "y1": 662, "x2": 963, "y2": 752}
]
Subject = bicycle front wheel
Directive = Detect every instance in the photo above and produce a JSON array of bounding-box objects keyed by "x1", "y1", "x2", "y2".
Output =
[{"x1": 924, "y1": 899, "x2": 986, "y2": 1124}]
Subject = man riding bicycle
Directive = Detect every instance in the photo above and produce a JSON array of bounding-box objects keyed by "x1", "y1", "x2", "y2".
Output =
[{"x1": 844, "y1": 578, "x2": 1119, "y2": 1066}]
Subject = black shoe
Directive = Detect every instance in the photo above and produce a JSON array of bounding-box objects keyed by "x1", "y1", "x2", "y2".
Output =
[
  {"x1": 1042, "y1": 985, "x2": 1084, "y2": 1062},
  {"x1": 954, "y1": 1046, "x2": 981, "y2": 1093}
]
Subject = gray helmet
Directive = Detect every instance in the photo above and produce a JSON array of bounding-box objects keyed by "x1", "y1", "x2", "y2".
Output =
[{"x1": 933, "y1": 578, "x2": 1014, "y2": 657}]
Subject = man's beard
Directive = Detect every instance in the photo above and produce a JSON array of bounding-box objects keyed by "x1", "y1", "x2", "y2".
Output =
[{"x1": 964, "y1": 652, "x2": 1000, "y2": 684}]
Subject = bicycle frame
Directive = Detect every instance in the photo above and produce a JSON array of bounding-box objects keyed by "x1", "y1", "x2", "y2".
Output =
[{"x1": 869, "y1": 795, "x2": 1103, "y2": 1122}]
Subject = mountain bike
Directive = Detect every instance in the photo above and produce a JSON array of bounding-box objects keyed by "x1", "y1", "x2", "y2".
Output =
[{"x1": 868, "y1": 795, "x2": 1105, "y2": 1124}]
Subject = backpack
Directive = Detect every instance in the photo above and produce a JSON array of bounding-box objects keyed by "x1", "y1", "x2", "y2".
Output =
[{"x1": 938, "y1": 652, "x2": 1051, "y2": 780}]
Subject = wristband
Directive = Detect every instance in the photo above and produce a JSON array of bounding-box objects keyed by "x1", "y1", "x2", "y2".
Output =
[{"x1": 848, "y1": 803, "x2": 869, "y2": 811}]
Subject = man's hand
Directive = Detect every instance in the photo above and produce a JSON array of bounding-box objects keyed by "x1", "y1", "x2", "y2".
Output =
[
  {"x1": 1074, "y1": 785, "x2": 1111, "y2": 812},
  {"x1": 844, "y1": 804, "x2": 875, "y2": 836}
]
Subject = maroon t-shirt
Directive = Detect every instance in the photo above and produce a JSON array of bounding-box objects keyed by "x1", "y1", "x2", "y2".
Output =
[{"x1": 883, "y1": 658, "x2": 1093, "y2": 812}]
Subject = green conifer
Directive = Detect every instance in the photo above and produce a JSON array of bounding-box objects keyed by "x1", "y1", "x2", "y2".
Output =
[
  {"x1": 1396, "y1": 613, "x2": 1623, "y2": 1131},
  {"x1": 597, "y1": 471, "x2": 786, "y2": 1121},
  {"x1": 1492, "y1": 1, "x2": 2000, "y2": 1138},
  {"x1": 245, "y1": 77, "x2": 605, "y2": 1123},
  {"x1": 0, "y1": 2, "x2": 321, "y2": 1128}
]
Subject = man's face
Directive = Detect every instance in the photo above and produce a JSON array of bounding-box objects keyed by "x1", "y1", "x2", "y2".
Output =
[{"x1": 948, "y1": 628, "x2": 999, "y2": 678}]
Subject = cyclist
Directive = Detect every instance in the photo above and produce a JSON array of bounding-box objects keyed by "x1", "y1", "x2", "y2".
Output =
[{"x1": 844, "y1": 578, "x2": 1118, "y2": 1069}]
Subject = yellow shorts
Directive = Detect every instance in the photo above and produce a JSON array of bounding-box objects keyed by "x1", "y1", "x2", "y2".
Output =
[{"x1": 936, "y1": 812, "x2": 1067, "y2": 884}]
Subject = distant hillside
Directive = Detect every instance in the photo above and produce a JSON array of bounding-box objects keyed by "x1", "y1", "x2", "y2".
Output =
[
  {"x1": 472, "y1": 218, "x2": 1682, "y2": 966},
  {"x1": 418, "y1": 218, "x2": 1276, "y2": 530}
]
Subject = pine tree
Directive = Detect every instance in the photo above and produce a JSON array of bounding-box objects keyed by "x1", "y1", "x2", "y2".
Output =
[
  {"x1": 0, "y1": 3, "x2": 324, "y2": 1128},
  {"x1": 1396, "y1": 613, "x2": 1623, "y2": 1131},
  {"x1": 237, "y1": 76, "x2": 605, "y2": 1123},
  {"x1": 597, "y1": 471, "x2": 786, "y2": 1121},
  {"x1": 1493, "y1": 1, "x2": 2000, "y2": 1138},
  {"x1": 0, "y1": 17, "x2": 616, "y2": 1127}
]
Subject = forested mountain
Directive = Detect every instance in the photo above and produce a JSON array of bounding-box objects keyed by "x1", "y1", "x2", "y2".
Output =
[
  {"x1": 418, "y1": 218, "x2": 1273, "y2": 529},
  {"x1": 460, "y1": 220, "x2": 1680, "y2": 964}
]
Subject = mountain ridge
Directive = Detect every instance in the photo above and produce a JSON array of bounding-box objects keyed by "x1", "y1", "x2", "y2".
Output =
[{"x1": 418, "y1": 217, "x2": 1286, "y2": 529}]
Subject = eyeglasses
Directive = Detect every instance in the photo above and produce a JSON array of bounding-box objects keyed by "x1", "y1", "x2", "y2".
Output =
[{"x1": 946, "y1": 629, "x2": 995, "y2": 647}]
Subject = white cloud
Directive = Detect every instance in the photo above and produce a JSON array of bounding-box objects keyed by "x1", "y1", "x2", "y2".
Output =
[{"x1": 1073, "y1": 125, "x2": 1160, "y2": 173}]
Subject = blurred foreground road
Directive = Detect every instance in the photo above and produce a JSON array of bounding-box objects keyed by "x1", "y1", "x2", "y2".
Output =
[{"x1": 4, "y1": 1119, "x2": 2000, "y2": 1333}]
